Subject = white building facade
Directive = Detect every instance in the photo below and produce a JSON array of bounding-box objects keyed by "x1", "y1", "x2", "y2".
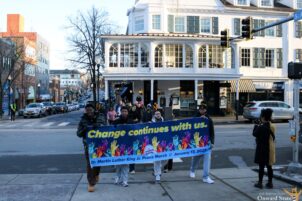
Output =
[{"x1": 102, "y1": 0, "x2": 302, "y2": 116}]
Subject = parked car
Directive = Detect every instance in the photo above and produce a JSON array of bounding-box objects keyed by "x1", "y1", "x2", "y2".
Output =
[
  {"x1": 18, "y1": 109, "x2": 24, "y2": 116},
  {"x1": 243, "y1": 101, "x2": 300, "y2": 121},
  {"x1": 23, "y1": 103, "x2": 47, "y2": 118},
  {"x1": 41, "y1": 101, "x2": 56, "y2": 115},
  {"x1": 54, "y1": 102, "x2": 68, "y2": 113}
]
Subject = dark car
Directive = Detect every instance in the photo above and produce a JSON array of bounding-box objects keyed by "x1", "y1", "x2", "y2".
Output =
[
  {"x1": 54, "y1": 102, "x2": 68, "y2": 113},
  {"x1": 42, "y1": 102, "x2": 56, "y2": 115}
]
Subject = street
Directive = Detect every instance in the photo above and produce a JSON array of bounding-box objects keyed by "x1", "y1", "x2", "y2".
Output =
[{"x1": 0, "y1": 111, "x2": 301, "y2": 174}]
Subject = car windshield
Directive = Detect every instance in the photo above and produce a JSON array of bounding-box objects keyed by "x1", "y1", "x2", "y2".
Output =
[
  {"x1": 56, "y1": 103, "x2": 65, "y2": 106},
  {"x1": 42, "y1": 102, "x2": 51, "y2": 106},
  {"x1": 27, "y1": 104, "x2": 40, "y2": 108}
]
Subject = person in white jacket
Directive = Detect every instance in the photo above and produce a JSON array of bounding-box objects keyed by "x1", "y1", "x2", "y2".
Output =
[{"x1": 152, "y1": 110, "x2": 164, "y2": 183}]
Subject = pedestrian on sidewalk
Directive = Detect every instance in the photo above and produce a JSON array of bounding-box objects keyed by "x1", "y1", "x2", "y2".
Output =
[
  {"x1": 107, "y1": 106, "x2": 117, "y2": 125},
  {"x1": 113, "y1": 106, "x2": 133, "y2": 187},
  {"x1": 253, "y1": 108, "x2": 275, "y2": 189},
  {"x1": 189, "y1": 103, "x2": 215, "y2": 184},
  {"x1": 77, "y1": 104, "x2": 106, "y2": 192},
  {"x1": 152, "y1": 110, "x2": 164, "y2": 183},
  {"x1": 10, "y1": 102, "x2": 17, "y2": 121}
]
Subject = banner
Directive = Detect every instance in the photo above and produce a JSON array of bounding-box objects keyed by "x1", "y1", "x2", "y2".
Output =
[{"x1": 87, "y1": 117, "x2": 211, "y2": 167}]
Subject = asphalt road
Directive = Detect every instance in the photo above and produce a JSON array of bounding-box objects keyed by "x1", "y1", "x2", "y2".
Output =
[{"x1": 0, "y1": 111, "x2": 301, "y2": 174}]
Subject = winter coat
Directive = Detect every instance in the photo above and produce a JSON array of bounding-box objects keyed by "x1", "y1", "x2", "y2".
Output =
[
  {"x1": 113, "y1": 116, "x2": 134, "y2": 125},
  {"x1": 77, "y1": 112, "x2": 106, "y2": 144},
  {"x1": 253, "y1": 122, "x2": 276, "y2": 165}
]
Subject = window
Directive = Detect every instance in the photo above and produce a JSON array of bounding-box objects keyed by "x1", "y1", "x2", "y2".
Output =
[
  {"x1": 296, "y1": 49, "x2": 302, "y2": 62},
  {"x1": 295, "y1": 21, "x2": 302, "y2": 38},
  {"x1": 198, "y1": 46, "x2": 207, "y2": 68},
  {"x1": 200, "y1": 18, "x2": 211, "y2": 33},
  {"x1": 265, "y1": 21, "x2": 275, "y2": 37},
  {"x1": 152, "y1": 15, "x2": 161, "y2": 30},
  {"x1": 208, "y1": 45, "x2": 224, "y2": 68},
  {"x1": 253, "y1": 48, "x2": 265, "y2": 68},
  {"x1": 175, "y1": 17, "x2": 185, "y2": 32},
  {"x1": 234, "y1": 18, "x2": 241, "y2": 36},
  {"x1": 165, "y1": 44, "x2": 183, "y2": 68},
  {"x1": 187, "y1": 16, "x2": 199, "y2": 34},
  {"x1": 141, "y1": 44, "x2": 149, "y2": 68},
  {"x1": 155, "y1": 45, "x2": 163, "y2": 68},
  {"x1": 265, "y1": 49, "x2": 274, "y2": 67},
  {"x1": 241, "y1": 48, "x2": 251, "y2": 67},
  {"x1": 135, "y1": 17, "x2": 144, "y2": 31},
  {"x1": 109, "y1": 44, "x2": 118, "y2": 67},
  {"x1": 253, "y1": 19, "x2": 265, "y2": 36},
  {"x1": 297, "y1": 0, "x2": 302, "y2": 8},
  {"x1": 185, "y1": 45, "x2": 193, "y2": 68},
  {"x1": 237, "y1": 0, "x2": 248, "y2": 5},
  {"x1": 276, "y1": 49, "x2": 282, "y2": 69},
  {"x1": 120, "y1": 43, "x2": 138, "y2": 67},
  {"x1": 261, "y1": 0, "x2": 272, "y2": 6}
]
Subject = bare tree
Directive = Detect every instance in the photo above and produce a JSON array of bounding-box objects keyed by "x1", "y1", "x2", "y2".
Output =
[
  {"x1": 66, "y1": 6, "x2": 117, "y2": 108},
  {"x1": 0, "y1": 37, "x2": 33, "y2": 118}
]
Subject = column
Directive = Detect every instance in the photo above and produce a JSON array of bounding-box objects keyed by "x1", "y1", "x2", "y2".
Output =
[
  {"x1": 163, "y1": 44, "x2": 166, "y2": 68},
  {"x1": 150, "y1": 79, "x2": 154, "y2": 101},
  {"x1": 193, "y1": 44, "x2": 199, "y2": 72},
  {"x1": 235, "y1": 79, "x2": 239, "y2": 120},
  {"x1": 206, "y1": 45, "x2": 209, "y2": 68},
  {"x1": 105, "y1": 79, "x2": 109, "y2": 101},
  {"x1": 105, "y1": 42, "x2": 110, "y2": 68},
  {"x1": 138, "y1": 43, "x2": 141, "y2": 68},
  {"x1": 194, "y1": 80, "x2": 198, "y2": 101},
  {"x1": 118, "y1": 43, "x2": 121, "y2": 68},
  {"x1": 182, "y1": 44, "x2": 186, "y2": 68},
  {"x1": 149, "y1": 42, "x2": 155, "y2": 73}
]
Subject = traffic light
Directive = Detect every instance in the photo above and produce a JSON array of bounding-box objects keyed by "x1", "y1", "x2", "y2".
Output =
[
  {"x1": 241, "y1": 17, "x2": 253, "y2": 40},
  {"x1": 220, "y1": 29, "x2": 230, "y2": 48}
]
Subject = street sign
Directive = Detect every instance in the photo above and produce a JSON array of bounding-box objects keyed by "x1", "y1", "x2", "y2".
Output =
[{"x1": 294, "y1": 9, "x2": 302, "y2": 21}]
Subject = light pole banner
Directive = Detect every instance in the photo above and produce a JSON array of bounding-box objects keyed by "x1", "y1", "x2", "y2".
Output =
[{"x1": 87, "y1": 117, "x2": 211, "y2": 167}]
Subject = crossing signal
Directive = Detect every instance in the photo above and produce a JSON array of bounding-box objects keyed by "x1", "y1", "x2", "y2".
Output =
[
  {"x1": 241, "y1": 17, "x2": 253, "y2": 40},
  {"x1": 220, "y1": 29, "x2": 230, "y2": 48}
]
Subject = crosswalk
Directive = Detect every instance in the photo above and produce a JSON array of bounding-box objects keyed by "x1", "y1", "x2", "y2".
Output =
[{"x1": 0, "y1": 121, "x2": 72, "y2": 129}]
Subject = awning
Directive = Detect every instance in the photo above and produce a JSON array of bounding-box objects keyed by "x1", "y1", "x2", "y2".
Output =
[{"x1": 230, "y1": 79, "x2": 256, "y2": 93}]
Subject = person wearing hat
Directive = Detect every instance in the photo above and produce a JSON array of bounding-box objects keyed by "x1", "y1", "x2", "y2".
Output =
[
  {"x1": 77, "y1": 103, "x2": 106, "y2": 192},
  {"x1": 189, "y1": 103, "x2": 215, "y2": 184}
]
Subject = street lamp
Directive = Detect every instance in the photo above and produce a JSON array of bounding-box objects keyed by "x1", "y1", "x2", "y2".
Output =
[{"x1": 37, "y1": 82, "x2": 41, "y2": 102}]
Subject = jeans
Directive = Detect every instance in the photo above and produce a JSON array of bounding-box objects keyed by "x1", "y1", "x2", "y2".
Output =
[
  {"x1": 116, "y1": 165, "x2": 129, "y2": 183},
  {"x1": 154, "y1": 161, "x2": 162, "y2": 176},
  {"x1": 190, "y1": 150, "x2": 212, "y2": 179},
  {"x1": 84, "y1": 144, "x2": 100, "y2": 186}
]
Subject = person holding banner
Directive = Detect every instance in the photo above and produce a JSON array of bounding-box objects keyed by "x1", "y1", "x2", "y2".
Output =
[
  {"x1": 77, "y1": 104, "x2": 106, "y2": 192},
  {"x1": 113, "y1": 106, "x2": 133, "y2": 187},
  {"x1": 189, "y1": 103, "x2": 215, "y2": 184},
  {"x1": 152, "y1": 110, "x2": 164, "y2": 183}
]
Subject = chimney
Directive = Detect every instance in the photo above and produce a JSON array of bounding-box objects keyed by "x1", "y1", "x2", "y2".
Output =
[{"x1": 7, "y1": 14, "x2": 24, "y2": 33}]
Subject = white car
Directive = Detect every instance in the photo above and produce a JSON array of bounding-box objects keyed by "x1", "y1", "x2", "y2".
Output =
[
  {"x1": 243, "y1": 101, "x2": 300, "y2": 121},
  {"x1": 23, "y1": 103, "x2": 47, "y2": 118}
]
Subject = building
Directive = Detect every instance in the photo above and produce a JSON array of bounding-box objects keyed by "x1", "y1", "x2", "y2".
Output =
[
  {"x1": 49, "y1": 69, "x2": 84, "y2": 102},
  {"x1": 0, "y1": 38, "x2": 14, "y2": 115},
  {"x1": 101, "y1": 0, "x2": 302, "y2": 116},
  {"x1": 0, "y1": 14, "x2": 50, "y2": 106}
]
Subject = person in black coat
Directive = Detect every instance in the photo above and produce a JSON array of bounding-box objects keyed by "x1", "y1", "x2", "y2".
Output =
[{"x1": 253, "y1": 108, "x2": 275, "y2": 189}]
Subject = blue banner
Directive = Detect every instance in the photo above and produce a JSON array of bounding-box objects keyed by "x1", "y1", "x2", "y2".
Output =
[{"x1": 87, "y1": 117, "x2": 211, "y2": 167}]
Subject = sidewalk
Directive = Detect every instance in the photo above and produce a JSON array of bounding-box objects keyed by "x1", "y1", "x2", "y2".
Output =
[{"x1": 0, "y1": 168, "x2": 299, "y2": 201}]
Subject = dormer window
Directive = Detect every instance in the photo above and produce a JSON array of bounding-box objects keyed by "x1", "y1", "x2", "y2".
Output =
[
  {"x1": 297, "y1": 0, "x2": 302, "y2": 9},
  {"x1": 261, "y1": 0, "x2": 273, "y2": 7},
  {"x1": 237, "y1": 0, "x2": 248, "y2": 6}
]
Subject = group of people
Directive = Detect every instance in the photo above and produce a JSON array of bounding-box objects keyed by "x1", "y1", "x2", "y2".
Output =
[{"x1": 77, "y1": 99, "x2": 276, "y2": 193}]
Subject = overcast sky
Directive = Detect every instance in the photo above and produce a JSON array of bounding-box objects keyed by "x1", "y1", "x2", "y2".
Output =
[{"x1": 0, "y1": 0, "x2": 135, "y2": 69}]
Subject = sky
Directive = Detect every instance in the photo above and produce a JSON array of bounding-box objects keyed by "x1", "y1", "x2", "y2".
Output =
[{"x1": 0, "y1": 0, "x2": 135, "y2": 70}]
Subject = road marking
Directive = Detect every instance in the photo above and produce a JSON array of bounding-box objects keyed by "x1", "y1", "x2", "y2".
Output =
[
  {"x1": 228, "y1": 156, "x2": 248, "y2": 168},
  {"x1": 58, "y1": 122, "x2": 70, "y2": 127},
  {"x1": 41, "y1": 122, "x2": 55, "y2": 127}
]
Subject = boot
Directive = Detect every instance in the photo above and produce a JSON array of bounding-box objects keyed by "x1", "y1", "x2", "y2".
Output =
[
  {"x1": 266, "y1": 182, "x2": 273, "y2": 189},
  {"x1": 254, "y1": 182, "x2": 263, "y2": 189}
]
